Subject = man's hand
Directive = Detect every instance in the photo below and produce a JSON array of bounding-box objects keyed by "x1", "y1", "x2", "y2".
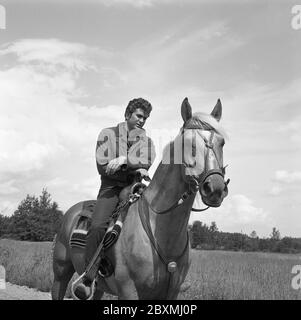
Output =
[
  {"x1": 106, "y1": 156, "x2": 127, "y2": 175},
  {"x1": 135, "y1": 168, "x2": 151, "y2": 181}
]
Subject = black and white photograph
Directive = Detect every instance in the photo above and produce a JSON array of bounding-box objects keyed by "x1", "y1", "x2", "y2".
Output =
[{"x1": 0, "y1": 0, "x2": 300, "y2": 306}]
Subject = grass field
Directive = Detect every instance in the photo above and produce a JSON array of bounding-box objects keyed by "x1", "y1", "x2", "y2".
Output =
[
  {"x1": 0, "y1": 239, "x2": 53, "y2": 292},
  {"x1": 0, "y1": 238, "x2": 300, "y2": 299}
]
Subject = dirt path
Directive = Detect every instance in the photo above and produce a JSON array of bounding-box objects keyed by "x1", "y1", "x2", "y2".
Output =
[
  {"x1": 0, "y1": 281, "x2": 191, "y2": 300},
  {"x1": 0, "y1": 282, "x2": 51, "y2": 300},
  {"x1": 0, "y1": 282, "x2": 116, "y2": 300}
]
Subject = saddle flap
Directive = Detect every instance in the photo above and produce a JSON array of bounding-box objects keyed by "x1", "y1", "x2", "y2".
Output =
[{"x1": 79, "y1": 200, "x2": 97, "y2": 219}]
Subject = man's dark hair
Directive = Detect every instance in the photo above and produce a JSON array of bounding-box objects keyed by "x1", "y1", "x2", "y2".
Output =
[{"x1": 124, "y1": 98, "x2": 152, "y2": 119}]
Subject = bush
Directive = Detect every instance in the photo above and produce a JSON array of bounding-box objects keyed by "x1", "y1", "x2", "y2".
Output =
[{"x1": 0, "y1": 189, "x2": 63, "y2": 241}]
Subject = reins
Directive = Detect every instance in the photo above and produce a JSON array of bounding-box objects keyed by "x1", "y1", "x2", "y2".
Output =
[
  {"x1": 138, "y1": 192, "x2": 190, "y2": 299},
  {"x1": 138, "y1": 196, "x2": 190, "y2": 266},
  {"x1": 144, "y1": 179, "x2": 209, "y2": 215}
]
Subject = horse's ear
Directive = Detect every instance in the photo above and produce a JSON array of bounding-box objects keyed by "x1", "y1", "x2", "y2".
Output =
[
  {"x1": 181, "y1": 97, "x2": 192, "y2": 123},
  {"x1": 211, "y1": 99, "x2": 222, "y2": 122}
]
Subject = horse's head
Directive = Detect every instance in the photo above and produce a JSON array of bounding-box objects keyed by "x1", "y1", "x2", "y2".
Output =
[{"x1": 178, "y1": 97, "x2": 229, "y2": 208}]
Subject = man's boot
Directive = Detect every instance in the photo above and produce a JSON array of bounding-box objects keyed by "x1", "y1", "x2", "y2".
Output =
[
  {"x1": 73, "y1": 228, "x2": 106, "y2": 300},
  {"x1": 73, "y1": 278, "x2": 93, "y2": 300}
]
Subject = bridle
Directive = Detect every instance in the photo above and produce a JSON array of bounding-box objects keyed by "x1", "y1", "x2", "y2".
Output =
[
  {"x1": 144, "y1": 125, "x2": 230, "y2": 215},
  {"x1": 183, "y1": 126, "x2": 230, "y2": 208}
]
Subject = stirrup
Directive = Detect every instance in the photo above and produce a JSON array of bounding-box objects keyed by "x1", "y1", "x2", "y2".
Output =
[{"x1": 71, "y1": 272, "x2": 96, "y2": 300}]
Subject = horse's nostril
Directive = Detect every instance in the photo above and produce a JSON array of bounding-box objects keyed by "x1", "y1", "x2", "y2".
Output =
[{"x1": 203, "y1": 181, "x2": 213, "y2": 195}]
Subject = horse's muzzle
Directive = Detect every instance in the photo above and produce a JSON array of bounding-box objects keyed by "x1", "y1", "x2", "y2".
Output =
[{"x1": 199, "y1": 175, "x2": 230, "y2": 207}]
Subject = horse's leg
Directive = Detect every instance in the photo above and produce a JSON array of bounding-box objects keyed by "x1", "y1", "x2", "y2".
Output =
[
  {"x1": 93, "y1": 288, "x2": 104, "y2": 300},
  {"x1": 51, "y1": 237, "x2": 75, "y2": 300},
  {"x1": 93, "y1": 280, "x2": 104, "y2": 300},
  {"x1": 168, "y1": 290, "x2": 180, "y2": 300},
  {"x1": 117, "y1": 280, "x2": 138, "y2": 300},
  {"x1": 51, "y1": 262, "x2": 74, "y2": 300}
]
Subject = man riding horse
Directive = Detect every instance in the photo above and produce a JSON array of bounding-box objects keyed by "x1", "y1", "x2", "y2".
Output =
[{"x1": 74, "y1": 98, "x2": 156, "y2": 300}]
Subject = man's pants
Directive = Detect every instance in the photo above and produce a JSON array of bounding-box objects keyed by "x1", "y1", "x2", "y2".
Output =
[{"x1": 85, "y1": 186, "x2": 123, "y2": 268}]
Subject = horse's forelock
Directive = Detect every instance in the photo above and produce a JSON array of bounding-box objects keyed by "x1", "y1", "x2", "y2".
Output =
[{"x1": 185, "y1": 112, "x2": 228, "y2": 140}]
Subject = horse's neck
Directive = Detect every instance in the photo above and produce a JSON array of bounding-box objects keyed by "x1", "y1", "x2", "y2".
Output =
[
  {"x1": 143, "y1": 162, "x2": 195, "y2": 256},
  {"x1": 145, "y1": 162, "x2": 186, "y2": 208}
]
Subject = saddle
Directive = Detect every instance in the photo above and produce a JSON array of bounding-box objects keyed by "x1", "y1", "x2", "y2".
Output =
[{"x1": 69, "y1": 181, "x2": 146, "y2": 278}]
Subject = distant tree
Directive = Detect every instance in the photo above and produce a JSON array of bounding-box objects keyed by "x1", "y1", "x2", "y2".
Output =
[
  {"x1": 16, "y1": 194, "x2": 39, "y2": 215},
  {"x1": 190, "y1": 221, "x2": 203, "y2": 248},
  {"x1": 208, "y1": 222, "x2": 218, "y2": 248},
  {"x1": 187, "y1": 222, "x2": 301, "y2": 253},
  {"x1": 270, "y1": 227, "x2": 281, "y2": 240},
  {"x1": 39, "y1": 188, "x2": 52, "y2": 210},
  {"x1": 246, "y1": 231, "x2": 259, "y2": 251},
  {"x1": 4, "y1": 189, "x2": 63, "y2": 241},
  {"x1": 0, "y1": 214, "x2": 10, "y2": 238},
  {"x1": 209, "y1": 221, "x2": 218, "y2": 233}
]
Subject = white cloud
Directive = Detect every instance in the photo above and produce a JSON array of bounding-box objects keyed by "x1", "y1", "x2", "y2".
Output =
[
  {"x1": 225, "y1": 78, "x2": 301, "y2": 123},
  {"x1": 100, "y1": 0, "x2": 155, "y2": 7},
  {"x1": 279, "y1": 119, "x2": 301, "y2": 143},
  {"x1": 46, "y1": 177, "x2": 69, "y2": 188},
  {"x1": 0, "y1": 180, "x2": 19, "y2": 196},
  {"x1": 10, "y1": 0, "x2": 252, "y2": 4},
  {"x1": 274, "y1": 170, "x2": 301, "y2": 184},
  {"x1": 191, "y1": 193, "x2": 271, "y2": 235},
  {"x1": 269, "y1": 170, "x2": 301, "y2": 196},
  {"x1": 227, "y1": 194, "x2": 268, "y2": 224},
  {"x1": 0, "y1": 39, "x2": 98, "y2": 72},
  {"x1": 268, "y1": 184, "x2": 282, "y2": 196},
  {"x1": 72, "y1": 177, "x2": 99, "y2": 199},
  {"x1": 95, "y1": 0, "x2": 252, "y2": 7},
  {"x1": 0, "y1": 39, "x2": 109, "y2": 176},
  {"x1": 0, "y1": 38, "x2": 128, "y2": 214},
  {"x1": 124, "y1": 20, "x2": 243, "y2": 93},
  {"x1": 13, "y1": 0, "x2": 159, "y2": 6}
]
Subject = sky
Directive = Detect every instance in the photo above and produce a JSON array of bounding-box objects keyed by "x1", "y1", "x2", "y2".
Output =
[{"x1": 0, "y1": 0, "x2": 300, "y2": 238}]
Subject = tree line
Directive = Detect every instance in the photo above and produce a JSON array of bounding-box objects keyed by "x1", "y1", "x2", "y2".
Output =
[
  {"x1": 189, "y1": 221, "x2": 301, "y2": 254},
  {"x1": 0, "y1": 189, "x2": 63, "y2": 241},
  {"x1": 1, "y1": 191, "x2": 301, "y2": 253}
]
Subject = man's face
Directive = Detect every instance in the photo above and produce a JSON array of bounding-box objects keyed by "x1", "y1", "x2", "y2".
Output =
[{"x1": 126, "y1": 108, "x2": 148, "y2": 131}]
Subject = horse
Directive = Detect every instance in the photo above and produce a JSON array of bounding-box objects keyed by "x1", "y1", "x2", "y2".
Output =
[{"x1": 51, "y1": 97, "x2": 229, "y2": 300}]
